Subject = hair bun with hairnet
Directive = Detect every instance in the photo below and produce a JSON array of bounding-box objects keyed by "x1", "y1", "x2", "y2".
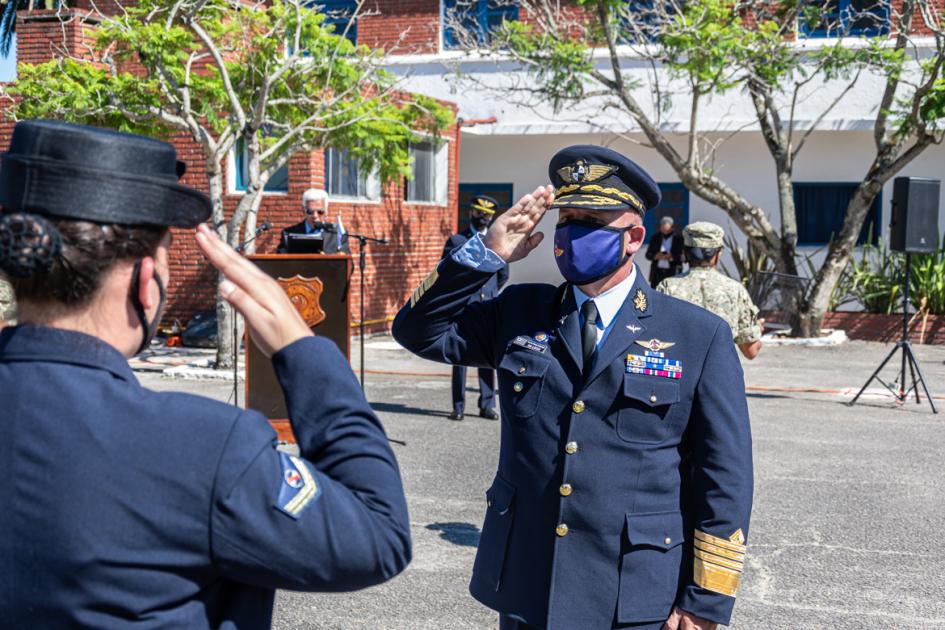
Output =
[{"x1": 0, "y1": 212, "x2": 63, "y2": 278}]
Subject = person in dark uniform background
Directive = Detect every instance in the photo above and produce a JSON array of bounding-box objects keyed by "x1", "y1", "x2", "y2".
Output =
[
  {"x1": 394, "y1": 146, "x2": 753, "y2": 630},
  {"x1": 277, "y1": 187, "x2": 350, "y2": 254},
  {"x1": 644, "y1": 215, "x2": 684, "y2": 288},
  {"x1": 443, "y1": 195, "x2": 510, "y2": 421},
  {"x1": 0, "y1": 120, "x2": 410, "y2": 628}
]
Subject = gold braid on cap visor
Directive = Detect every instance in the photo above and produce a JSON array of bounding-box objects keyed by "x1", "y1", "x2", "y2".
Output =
[
  {"x1": 470, "y1": 203, "x2": 496, "y2": 215},
  {"x1": 554, "y1": 184, "x2": 644, "y2": 211}
]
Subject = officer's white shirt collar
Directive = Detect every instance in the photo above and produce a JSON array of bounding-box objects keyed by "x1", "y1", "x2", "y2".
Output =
[{"x1": 573, "y1": 264, "x2": 638, "y2": 344}]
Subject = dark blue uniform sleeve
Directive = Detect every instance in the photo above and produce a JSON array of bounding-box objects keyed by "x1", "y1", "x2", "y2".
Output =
[
  {"x1": 496, "y1": 261, "x2": 510, "y2": 291},
  {"x1": 210, "y1": 336, "x2": 411, "y2": 592},
  {"x1": 392, "y1": 256, "x2": 502, "y2": 370},
  {"x1": 677, "y1": 322, "x2": 754, "y2": 625}
]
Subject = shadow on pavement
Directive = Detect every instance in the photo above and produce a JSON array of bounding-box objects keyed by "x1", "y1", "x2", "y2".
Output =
[
  {"x1": 426, "y1": 522, "x2": 481, "y2": 547},
  {"x1": 370, "y1": 401, "x2": 450, "y2": 419}
]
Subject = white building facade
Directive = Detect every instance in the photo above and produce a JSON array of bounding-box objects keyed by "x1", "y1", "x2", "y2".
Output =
[{"x1": 387, "y1": 29, "x2": 945, "y2": 286}]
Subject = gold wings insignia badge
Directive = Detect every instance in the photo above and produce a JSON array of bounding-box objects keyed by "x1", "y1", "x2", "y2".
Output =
[
  {"x1": 556, "y1": 161, "x2": 616, "y2": 184},
  {"x1": 635, "y1": 338, "x2": 676, "y2": 352}
]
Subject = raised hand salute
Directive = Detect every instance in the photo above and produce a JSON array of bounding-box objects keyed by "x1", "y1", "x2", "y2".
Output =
[{"x1": 481, "y1": 184, "x2": 555, "y2": 262}]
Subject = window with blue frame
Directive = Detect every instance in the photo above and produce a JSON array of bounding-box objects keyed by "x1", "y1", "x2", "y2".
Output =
[
  {"x1": 305, "y1": 0, "x2": 358, "y2": 43},
  {"x1": 442, "y1": 0, "x2": 519, "y2": 50},
  {"x1": 643, "y1": 183, "x2": 690, "y2": 243},
  {"x1": 234, "y1": 139, "x2": 289, "y2": 193},
  {"x1": 793, "y1": 182, "x2": 881, "y2": 246},
  {"x1": 800, "y1": 0, "x2": 890, "y2": 38}
]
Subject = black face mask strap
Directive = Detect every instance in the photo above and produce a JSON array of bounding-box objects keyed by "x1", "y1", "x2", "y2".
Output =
[{"x1": 130, "y1": 259, "x2": 165, "y2": 355}]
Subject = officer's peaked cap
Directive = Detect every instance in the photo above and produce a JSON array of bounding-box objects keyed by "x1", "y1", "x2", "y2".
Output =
[
  {"x1": 0, "y1": 120, "x2": 212, "y2": 227},
  {"x1": 470, "y1": 195, "x2": 499, "y2": 215},
  {"x1": 548, "y1": 145, "x2": 661, "y2": 215}
]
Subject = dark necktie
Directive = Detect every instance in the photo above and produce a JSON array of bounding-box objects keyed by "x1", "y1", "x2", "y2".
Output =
[{"x1": 581, "y1": 299, "x2": 599, "y2": 378}]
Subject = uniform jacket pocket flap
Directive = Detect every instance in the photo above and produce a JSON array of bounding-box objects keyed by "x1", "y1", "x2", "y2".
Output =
[
  {"x1": 623, "y1": 375, "x2": 680, "y2": 407},
  {"x1": 625, "y1": 511, "x2": 685, "y2": 550},
  {"x1": 486, "y1": 476, "x2": 516, "y2": 515},
  {"x1": 499, "y1": 351, "x2": 551, "y2": 378}
]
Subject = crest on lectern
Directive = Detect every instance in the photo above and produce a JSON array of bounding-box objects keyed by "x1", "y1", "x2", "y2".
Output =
[{"x1": 276, "y1": 275, "x2": 326, "y2": 328}]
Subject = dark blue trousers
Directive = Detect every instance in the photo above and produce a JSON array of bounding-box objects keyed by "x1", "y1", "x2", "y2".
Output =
[{"x1": 451, "y1": 365, "x2": 495, "y2": 414}]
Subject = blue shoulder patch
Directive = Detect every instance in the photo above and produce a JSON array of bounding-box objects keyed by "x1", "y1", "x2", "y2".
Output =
[{"x1": 275, "y1": 452, "x2": 320, "y2": 519}]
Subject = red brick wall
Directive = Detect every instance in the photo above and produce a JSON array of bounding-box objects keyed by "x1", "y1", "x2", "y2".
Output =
[
  {"x1": 360, "y1": 0, "x2": 440, "y2": 54},
  {"x1": 17, "y1": 10, "x2": 101, "y2": 65},
  {"x1": 5, "y1": 8, "x2": 460, "y2": 335}
]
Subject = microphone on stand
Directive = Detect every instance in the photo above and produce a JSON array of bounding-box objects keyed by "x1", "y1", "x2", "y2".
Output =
[
  {"x1": 310, "y1": 220, "x2": 336, "y2": 232},
  {"x1": 236, "y1": 220, "x2": 272, "y2": 252}
]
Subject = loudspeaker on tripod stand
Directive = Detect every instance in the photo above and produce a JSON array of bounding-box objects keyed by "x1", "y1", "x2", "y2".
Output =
[
  {"x1": 850, "y1": 176, "x2": 940, "y2": 413},
  {"x1": 890, "y1": 177, "x2": 940, "y2": 254}
]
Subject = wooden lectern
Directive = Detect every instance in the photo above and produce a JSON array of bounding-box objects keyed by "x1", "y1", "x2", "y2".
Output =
[{"x1": 246, "y1": 254, "x2": 352, "y2": 441}]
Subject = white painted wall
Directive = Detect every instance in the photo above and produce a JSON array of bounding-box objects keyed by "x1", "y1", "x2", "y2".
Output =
[{"x1": 460, "y1": 130, "x2": 945, "y2": 286}]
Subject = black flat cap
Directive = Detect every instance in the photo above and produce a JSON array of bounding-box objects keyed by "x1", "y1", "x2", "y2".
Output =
[
  {"x1": 0, "y1": 120, "x2": 211, "y2": 227},
  {"x1": 548, "y1": 145, "x2": 661, "y2": 215}
]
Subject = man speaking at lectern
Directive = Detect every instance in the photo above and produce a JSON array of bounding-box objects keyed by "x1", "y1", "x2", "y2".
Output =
[{"x1": 278, "y1": 188, "x2": 350, "y2": 254}]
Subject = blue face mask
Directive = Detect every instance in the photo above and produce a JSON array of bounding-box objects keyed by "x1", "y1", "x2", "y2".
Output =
[{"x1": 554, "y1": 219, "x2": 630, "y2": 285}]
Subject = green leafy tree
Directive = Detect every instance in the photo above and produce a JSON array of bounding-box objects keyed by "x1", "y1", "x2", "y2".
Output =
[
  {"x1": 8, "y1": 0, "x2": 453, "y2": 367},
  {"x1": 454, "y1": 0, "x2": 945, "y2": 336}
]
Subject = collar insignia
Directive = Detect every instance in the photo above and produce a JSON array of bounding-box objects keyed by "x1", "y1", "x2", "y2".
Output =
[
  {"x1": 635, "y1": 338, "x2": 675, "y2": 352},
  {"x1": 633, "y1": 289, "x2": 648, "y2": 313},
  {"x1": 556, "y1": 160, "x2": 616, "y2": 184},
  {"x1": 554, "y1": 245, "x2": 565, "y2": 257},
  {"x1": 627, "y1": 324, "x2": 641, "y2": 334}
]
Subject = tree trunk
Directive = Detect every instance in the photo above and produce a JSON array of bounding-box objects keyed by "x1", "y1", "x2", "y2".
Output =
[
  {"x1": 773, "y1": 163, "x2": 808, "y2": 335},
  {"x1": 205, "y1": 164, "x2": 241, "y2": 372},
  {"x1": 215, "y1": 188, "x2": 265, "y2": 370}
]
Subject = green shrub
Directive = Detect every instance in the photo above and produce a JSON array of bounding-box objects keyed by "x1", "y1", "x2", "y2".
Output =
[{"x1": 833, "y1": 233, "x2": 945, "y2": 316}]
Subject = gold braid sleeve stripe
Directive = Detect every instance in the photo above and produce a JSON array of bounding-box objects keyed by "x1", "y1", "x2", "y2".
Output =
[
  {"x1": 693, "y1": 538, "x2": 746, "y2": 563},
  {"x1": 694, "y1": 557, "x2": 742, "y2": 597},
  {"x1": 694, "y1": 548, "x2": 745, "y2": 573},
  {"x1": 410, "y1": 268, "x2": 439, "y2": 308},
  {"x1": 694, "y1": 530, "x2": 747, "y2": 554}
]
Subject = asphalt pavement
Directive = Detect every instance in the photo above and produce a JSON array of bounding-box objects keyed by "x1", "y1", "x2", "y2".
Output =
[{"x1": 139, "y1": 338, "x2": 945, "y2": 629}]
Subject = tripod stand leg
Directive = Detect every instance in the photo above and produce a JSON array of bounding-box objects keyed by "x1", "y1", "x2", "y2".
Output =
[
  {"x1": 907, "y1": 349, "x2": 920, "y2": 404},
  {"x1": 849, "y1": 342, "x2": 900, "y2": 406},
  {"x1": 904, "y1": 342, "x2": 939, "y2": 414}
]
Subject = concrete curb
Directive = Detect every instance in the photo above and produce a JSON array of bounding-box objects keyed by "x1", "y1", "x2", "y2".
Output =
[{"x1": 762, "y1": 329, "x2": 848, "y2": 346}]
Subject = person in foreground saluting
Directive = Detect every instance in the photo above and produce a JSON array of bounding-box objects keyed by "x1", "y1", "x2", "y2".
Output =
[
  {"x1": 393, "y1": 146, "x2": 753, "y2": 630},
  {"x1": 0, "y1": 120, "x2": 410, "y2": 629}
]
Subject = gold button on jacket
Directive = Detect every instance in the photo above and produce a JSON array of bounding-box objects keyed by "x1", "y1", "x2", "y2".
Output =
[
  {"x1": 565, "y1": 441, "x2": 578, "y2": 454},
  {"x1": 555, "y1": 523, "x2": 569, "y2": 537},
  {"x1": 559, "y1": 483, "x2": 572, "y2": 497},
  {"x1": 572, "y1": 400, "x2": 586, "y2": 413}
]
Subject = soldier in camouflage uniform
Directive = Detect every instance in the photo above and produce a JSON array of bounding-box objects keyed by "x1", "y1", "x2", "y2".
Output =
[
  {"x1": 657, "y1": 222, "x2": 763, "y2": 360},
  {"x1": 0, "y1": 276, "x2": 16, "y2": 327}
]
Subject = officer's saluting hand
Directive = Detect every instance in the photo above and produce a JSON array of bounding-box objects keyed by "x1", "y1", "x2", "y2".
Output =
[
  {"x1": 394, "y1": 146, "x2": 752, "y2": 630},
  {"x1": 0, "y1": 120, "x2": 410, "y2": 629}
]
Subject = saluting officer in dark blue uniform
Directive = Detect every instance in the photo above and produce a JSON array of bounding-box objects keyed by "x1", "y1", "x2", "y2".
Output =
[
  {"x1": 444, "y1": 195, "x2": 510, "y2": 420},
  {"x1": 393, "y1": 146, "x2": 753, "y2": 630},
  {"x1": 0, "y1": 120, "x2": 411, "y2": 628}
]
